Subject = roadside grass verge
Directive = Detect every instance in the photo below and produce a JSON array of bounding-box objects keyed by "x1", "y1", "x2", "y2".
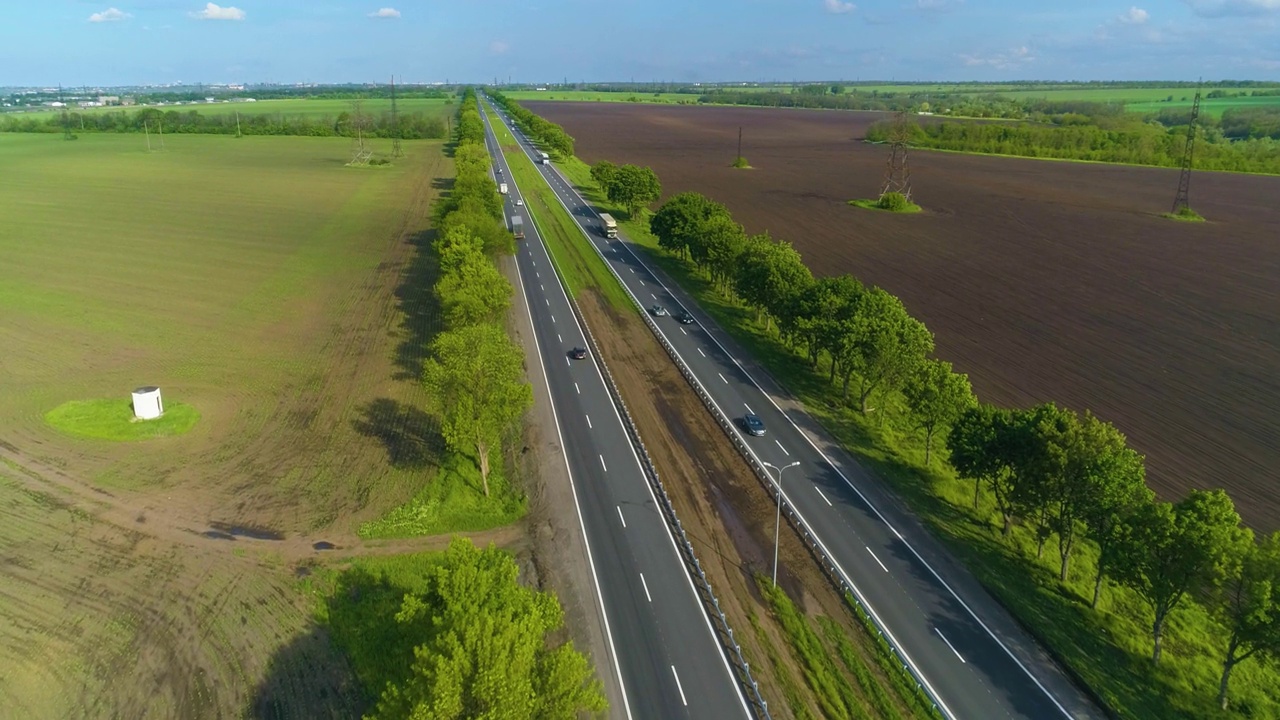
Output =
[
  {"x1": 555, "y1": 154, "x2": 1280, "y2": 719},
  {"x1": 44, "y1": 398, "x2": 200, "y2": 441},
  {"x1": 357, "y1": 451, "x2": 525, "y2": 539},
  {"x1": 489, "y1": 116, "x2": 632, "y2": 312}
]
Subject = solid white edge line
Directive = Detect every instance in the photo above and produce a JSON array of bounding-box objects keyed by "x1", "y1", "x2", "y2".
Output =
[
  {"x1": 617, "y1": 505, "x2": 625, "y2": 528},
  {"x1": 640, "y1": 572, "x2": 652, "y2": 602},
  {"x1": 494, "y1": 109, "x2": 635, "y2": 719},
  {"x1": 867, "y1": 546, "x2": 890, "y2": 573},
  {"x1": 671, "y1": 666, "x2": 689, "y2": 706},
  {"x1": 815, "y1": 486, "x2": 833, "y2": 506},
  {"x1": 491, "y1": 104, "x2": 752, "y2": 719},
  {"x1": 543, "y1": 141, "x2": 1075, "y2": 719},
  {"x1": 937, "y1": 628, "x2": 967, "y2": 664}
]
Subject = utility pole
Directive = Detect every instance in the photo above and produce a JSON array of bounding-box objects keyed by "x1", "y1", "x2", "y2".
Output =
[
  {"x1": 390, "y1": 74, "x2": 403, "y2": 158},
  {"x1": 880, "y1": 111, "x2": 912, "y2": 200},
  {"x1": 59, "y1": 84, "x2": 73, "y2": 140},
  {"x1": 737, "y1": 126, "x2": 743, "y2": 161},
  {"x1": 1171, "y1": 83, "x2": 1202, "y2": 216}
]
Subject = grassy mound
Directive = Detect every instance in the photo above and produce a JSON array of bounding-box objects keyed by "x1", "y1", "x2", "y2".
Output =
[
  {"x1": 732, "y1": 156, "x2": 753, "y2": 169},
  {"x1": 45, "y1": 398, "x2": 200, "y2": 441},
  {"x1": 358, "y1": 452, "x2": 525, "y2": 538},
  {"x1": 849, "y1": 192, "x2": 922, "y2": 213},
  {"x1": 1162, "y1": 206, "x2": 1206, "y2": 222}
]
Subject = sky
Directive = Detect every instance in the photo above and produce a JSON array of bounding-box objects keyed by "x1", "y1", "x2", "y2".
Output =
[{"x1": 2, "y1": 1, "x2": 1278, "y2": 87}]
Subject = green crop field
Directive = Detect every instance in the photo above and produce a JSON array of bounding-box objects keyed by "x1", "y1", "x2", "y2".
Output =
[
  {"x1": 1127, "y1": 95, "x2": 1280, "y2": 117},
  {"x1": 0, "y1": 130, "x2": 466, "y2": 715},
  {"x1": 8, "y1": 96, "x2": 454, "y2": 122}
]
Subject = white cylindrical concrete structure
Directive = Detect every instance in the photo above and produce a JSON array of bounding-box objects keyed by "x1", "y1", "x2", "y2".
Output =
[{"x1": 131, "y1": 387, "x2": 163, "y2": 420}]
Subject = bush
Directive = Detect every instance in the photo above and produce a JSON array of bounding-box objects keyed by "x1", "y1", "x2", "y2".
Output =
[{"x1": 877, "y1": 192, "x2": 910, "y2": 211}]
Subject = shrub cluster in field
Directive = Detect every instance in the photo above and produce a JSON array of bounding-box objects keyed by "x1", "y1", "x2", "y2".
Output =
[
  {"x1": 316, "y1": 538, "x2": 606, "y2": 718},
  {"x1": 1, "y1": 105, "x2": 447, "y2": 140},
  {"x1": 487, "y1": 90, "x2": 575, "y2": 159}
]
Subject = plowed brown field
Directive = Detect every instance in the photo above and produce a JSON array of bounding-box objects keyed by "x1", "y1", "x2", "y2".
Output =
[{"x1": 527, "y1": 101, "x2": 1280, "y2": 531}]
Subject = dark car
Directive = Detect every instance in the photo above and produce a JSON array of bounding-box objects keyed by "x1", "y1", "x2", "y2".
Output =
[
  {"x1": 741, "y1": 414, "x2": 766, "y2": 437},
  {"x1": 675, "y1": 309, "x2": 695, "y2": 325},
  {"x1": 569, "y1": 346, "x2": 588, "y2": 360},
  {"x1": 649, "y1": 304, "x2": 668, "y2": 317}
]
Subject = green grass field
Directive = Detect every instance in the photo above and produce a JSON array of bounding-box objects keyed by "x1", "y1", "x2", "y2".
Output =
[
  {"x1": 9, "y1": 96, "x2": 454, "y2": 123},
  {"x1": 44, "y1": 398, "x2": 200, "y2": 440}
]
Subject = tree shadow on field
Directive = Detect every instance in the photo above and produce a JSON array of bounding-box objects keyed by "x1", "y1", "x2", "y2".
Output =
[
  {"x1": 248, "y1": 624, "x2": 366, "y2": 720},
  {"x1": 392, "y1": 227, "x2": 444, "y2": 381},
  {"x1": 351, "y1": 397, "x2": 442, "y2": 469}
]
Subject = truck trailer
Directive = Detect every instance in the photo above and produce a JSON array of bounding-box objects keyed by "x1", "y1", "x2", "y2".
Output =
[
  {"x1": 511, "y1": 215, "x2": 524, "y2": 240},
  {"x1": 599, "y1": 213, "x2": 618, "y2": 239},
  {"x1": 499, "y1": 182, "x2": 509, "y2": 195},
  {"x1": 539, "y1": 152, "x2": 550, "y2": 165}
]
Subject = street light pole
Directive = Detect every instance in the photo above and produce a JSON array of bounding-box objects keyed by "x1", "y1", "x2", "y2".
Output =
[{"x1": 763, "y1": 460, "x2": 801, "y2": 587}]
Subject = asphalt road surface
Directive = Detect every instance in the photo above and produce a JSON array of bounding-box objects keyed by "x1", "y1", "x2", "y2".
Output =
[
  {"x1": 481, "y1": 108, "x2": 751, "y2": 720},
  {"x1": 485, "y1": 97, "x2": 1105, "y2": 720}
]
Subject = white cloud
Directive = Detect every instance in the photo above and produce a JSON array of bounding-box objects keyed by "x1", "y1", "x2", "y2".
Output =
[
  {"x1": 368, "y1": 8, "x2": 401, "y2": 19},
  {"x1": 190, "y1": 3, "x2": 245, "y2": 20},
  {"x1": 88, "y1": 8, "x2": 130, "y2": 22},
  {"x1": 1118, "y1": 6, "x2": 1150, "y2": 23},
  {"x1": 1186, "y1": 0, "x2": 1280, "y2": 16},
  {"x1": 489, "y1": 40, "x2": 509, "y2": 54},
  {"x1": 824, "y1": 0, "x2": 856, "y2": 14},
  {"x1": 958, "y1": 45, "x2": 1035, "y2": 70}
]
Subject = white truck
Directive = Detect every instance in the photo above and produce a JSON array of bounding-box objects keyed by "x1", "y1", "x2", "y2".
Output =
[
  {"x1": 499, "y1": 182, "x2": 509, "y2": 195},
  {"x1": 599, "y1": 213, "x2": 618, "y2": 239},
  {"x1": 539, "y1": 152, "x2": 550, "y2": 165}
]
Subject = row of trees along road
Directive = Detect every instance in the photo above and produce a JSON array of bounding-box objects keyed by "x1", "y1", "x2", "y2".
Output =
[
  {"x1": 486, "y1": 89, "x2": 575, "y2": 159},
  {"x1": 643, "y1": 185, "x2": 1280, "y2": 711},
  {"x1": 589, "y1": 161, "x2": 662, "y2": 219},
  {"x1": 423, "y1": 88, "x2": 527, "y2": 497},
  {"x1": 364, "y1": 90, "x2": 605, "y2": 717}
]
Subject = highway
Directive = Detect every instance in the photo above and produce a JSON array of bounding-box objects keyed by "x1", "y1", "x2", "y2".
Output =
[
  {"x1": 479, "y1": 107, "x2": 751, "y2": 720},
  {"x1": 485, "y1": 97, "x2": 1103, "y2": 720}
]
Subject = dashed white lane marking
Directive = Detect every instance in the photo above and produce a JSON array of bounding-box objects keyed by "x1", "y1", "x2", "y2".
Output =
[
  {"x1": 697, "y1": 348, "x2": 706, "y2": 357},
  {"x1": 640, "y1": 573, "x2": 652, "y2": 602},
  {"x1": 718, "y1": 373, "x2": 728, "y2": 384},
  {"x1": 867, "y1": 546, "x2": 889, "y2": 573},
  {"x1": 936, "y1": 629, "x2": 966, "y2": 663},
  {"x1": 815, "y1": 486, "x2": 833, "y2": 506},
  {"x1": 616, "y1": 505, "x2": 625, "y2": 527},
  {"x1": 576, "y1": 383, "x2": 581, "y2": 395},
  {"x1": 558, "y1": 334, "x2": 562, "y2": 343},
  {"x1": 586, "y1": 414, "x2": 593, "y2": 428},
  {"x1": 671, "y1": 666, "x2": 688, "y2": 705},
  {"x1": 599, "y1": 454, "x2": 607, "y2": 471},
  {"x1": 680, "y1": 327, "x2": 687, "y2": 335},
  {"x1": 776, "y1": 440, "x2": 790, "y2": 456},
  {"x1": 744, "y1": 403, "x2": 754, "y2": 414}
]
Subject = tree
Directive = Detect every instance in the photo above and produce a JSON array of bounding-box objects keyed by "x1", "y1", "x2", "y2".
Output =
[
  {"x1": 1215, "y1": 531, "x2": 1280, "y2": 710},
  {"x1": 733, "y1": 233, "x2": 813, "y2": 331},
  {"x1": 902, "y1": 359, "x2": 975, "y2": 466},
  {"x1": 840, "y1": 287, "x2": 934, "y2": 411},
  {"x1": 605, "y1": 164, "x2": 662, "y2": 218},
  {"x1": 1079, "y1": 436, "x2": 1151, "y2": 607},
  {"x1": 649, "y1": 192, "x2": 730, "y2": 266},
  {"x1": 948, "y1": 404, "x2": 1019, "y2": 533},
  {"x1": 791, "y1": 275, "x2": 862, "y2": 372},
  {"x1": 1114, "y1": 489, "x2": 1251, "y2": 664},
  {"x1": 701, "y1": 213, "x2": 748, "y2": 292},
  {"x1": 422, "y1": 323, "x2": 532, "y2": 494},
  {"x1": 589, "y1": 160, "x2": 618, "y2": 191},
  {"x1": 436, "y1": 255, "x2": 512, "y2": 327},
  {"x1": 369, "y1": 538, "x2": 607, "y2": 719}
]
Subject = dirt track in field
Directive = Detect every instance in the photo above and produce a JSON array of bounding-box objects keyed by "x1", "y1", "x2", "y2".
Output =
[{"x1": 529, "y1": 101, "x2": 1280, "y2": 531}]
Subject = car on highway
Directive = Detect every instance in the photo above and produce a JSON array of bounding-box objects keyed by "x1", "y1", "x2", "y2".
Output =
[
  {"x1": 675, "y1": 309, "x2": 695, "y2": 325},
  {"x1": 649, "y1": 304, "x2": 668, "y2": 317},
  {"x1": 740, "y1": 413, "x2": 766, "y2": 437},
  {"x1": 516, "y1": 199, "x2": 523, "y2": 206},
  {"x1": 569, "y1": 346, "x2": 588, "y2": 360}
]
